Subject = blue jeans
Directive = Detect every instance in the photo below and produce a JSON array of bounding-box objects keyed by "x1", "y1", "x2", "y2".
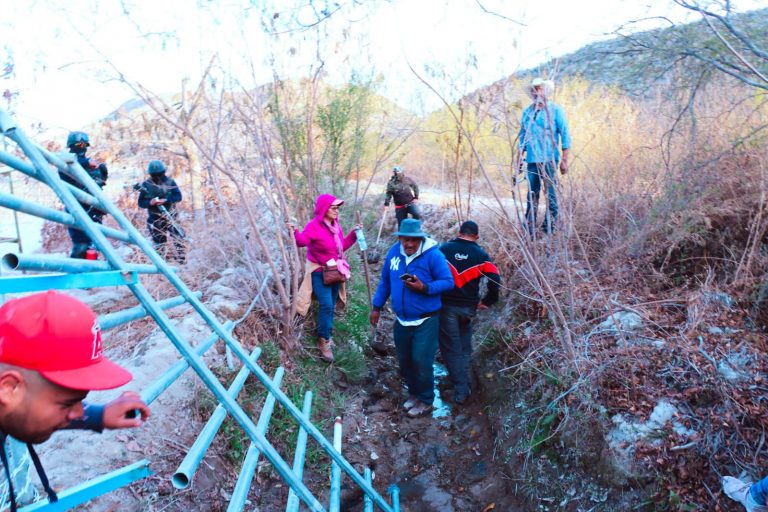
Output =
[
  {"x1": 525, "y1": 162, "x2": 558, "y2": 234},
  {"x1": 752, "y1": 476, "x2": 768, "y2": 505},
  {"x1": 311, "y1": 271, "x2": 340, "y2": 339},
  {"x1": 439, "y1": 304, "x2": 476, "y2": 397},
  {"x1": 393, "y1": 315, "x2": 439, "y2": 404},
  {"x1": 395, "y1": 202, "x2": 421, "y2": 227}
]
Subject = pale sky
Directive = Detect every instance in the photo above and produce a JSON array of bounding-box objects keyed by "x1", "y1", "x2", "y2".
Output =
[{"x1": 0, "y1": 0, "x2": 763, "y2": 136}]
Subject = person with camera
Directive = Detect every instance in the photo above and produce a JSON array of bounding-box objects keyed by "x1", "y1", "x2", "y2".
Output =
[
  {"x1": 137, "y1": 160, "x2": 185, "y2": 263},
  {"x1": 369, "y1": 219, "x2": 454, "y2": 417},
  {"x1": 59, "y1": 131, "x2": 109, "y2": 259},
  {"x1": 287, "y1": 194, "x2": 361, "y2": 363}
]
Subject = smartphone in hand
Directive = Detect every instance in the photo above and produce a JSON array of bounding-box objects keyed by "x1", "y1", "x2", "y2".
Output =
[{"x1": 400, "y1": 273, "x2": 414, "y2": 282}]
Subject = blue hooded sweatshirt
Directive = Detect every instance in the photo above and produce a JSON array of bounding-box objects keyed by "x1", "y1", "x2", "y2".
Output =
[{"x1": 372, "y1": 237, "x2": 455, "y2": 321}]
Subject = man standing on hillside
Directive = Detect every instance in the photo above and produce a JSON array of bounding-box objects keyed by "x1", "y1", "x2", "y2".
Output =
[
  {"x1": 439, "y1": 220, "x2": 500, "y2": 404},
  {"x1": 384, "y1": 165, "x2": 421, "y2": 227},
  {"x1": 369, "y1": 219, "x2": 454, "y2": 417},
  {"x1": 59, "y1": 131, "x2": 109, "y2": 258},
  {"x1": 517, "y1": 78, "x2": 571, "y2": 236}
]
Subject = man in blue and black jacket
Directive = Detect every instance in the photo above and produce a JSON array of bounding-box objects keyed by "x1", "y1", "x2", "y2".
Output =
[
  {"x1": 370, "y1": 219, "x2": 454, "y2": 417},
  {"x1": 137, "y1": 160, "x2": 185, "y2": 263},
  {"x1": 439, "y1": 220, "x2": 500, "y2": 404},
  {"x1": 59, "y1": 131, "x2": 109, "y2": 258}
]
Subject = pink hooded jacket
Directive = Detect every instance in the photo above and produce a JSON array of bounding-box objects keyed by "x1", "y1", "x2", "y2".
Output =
[{"x1": 294, "y1": 194, "x2": 357, "y2": 268}]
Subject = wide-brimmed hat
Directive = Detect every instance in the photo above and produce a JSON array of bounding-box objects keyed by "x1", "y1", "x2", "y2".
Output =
[
  {"x1": 394, "y1": 218, "x2": 429, "y2": 238},
  {"x1": 528, "y1": 77, "x2": 554, "y2": 98}
]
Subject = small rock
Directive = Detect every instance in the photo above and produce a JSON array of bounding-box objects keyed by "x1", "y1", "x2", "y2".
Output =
[{"x1": 370, "y1": 451, "x2": 379, "y2": 460}]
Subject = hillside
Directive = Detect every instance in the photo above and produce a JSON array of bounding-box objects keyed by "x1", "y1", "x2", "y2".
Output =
[{"x1": 521, "y1": 6, "x2": 768, "y2": 95}]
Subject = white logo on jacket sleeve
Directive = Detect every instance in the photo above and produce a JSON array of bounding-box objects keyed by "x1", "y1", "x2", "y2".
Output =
[
  {"x1": 390, "y1": 256, "x2": 401, "y2": 271},
  {"x1": 454, "y1": 253, "x2": 469, "y2": 261}
]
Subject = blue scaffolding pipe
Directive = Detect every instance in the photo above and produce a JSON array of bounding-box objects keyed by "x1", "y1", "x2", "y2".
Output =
[
  {"x1": 140, "y1": 321, "x2": 234, "y2": 406},
  {"x1": 388, "y1": 485, "x2": 400, "y2": 512},
  {"x1": 98, "y1": 292, "x2": 202, "y2": 330},
  {"x1": 363, "y1": 468, "x2": 373, "y2": 512},
  {"x1": 2, "y1": 253, "x2": 160, "y2": 274},
  {"x1": 285, "y1": 391, "x2": 313, "y2": 512},
  {"x1": 0, "y1": 150, "x2": 105, "y2": 211},
  {"x1": 227, "y1": 368, "x2": 286, "y2": 512},
  {"x1": 329, "y1": 416, "x2": 343, "y2": 512},
  {"x1": 5, "y1": 112, "x2": 392, "y2": 512},
  {"x1": 0, "y1": 191, "x2": 130, "y2": 243},
  {"x1": 0, "y1": 271, "x2": 136, "y2": 293},
  {"x1": 18, "y1": 459, "x2": 151, "y2": 512},
  {"x1": 172, "y1": 350, "x2": 269, "y2": 490}
]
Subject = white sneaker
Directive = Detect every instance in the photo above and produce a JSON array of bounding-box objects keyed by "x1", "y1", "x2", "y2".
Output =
[
  {"x1": 723, "y1": 476, "x2": 768, "y2": 511},
  {"x1": 403, "y1": 396, "x2": 419, "y2": 410}
]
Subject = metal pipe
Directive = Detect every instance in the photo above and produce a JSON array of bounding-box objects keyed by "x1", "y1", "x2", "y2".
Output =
[
  {"x1": 99, "y1": 292, "x2": 202, "y2": 330},
  {"x1": 140, "y1": 321, "x2": 234, "y2": 406},
  {"x1": 172, "y1": 352, "x2": 272, "y2": 489},
  {"x1": 329, "y1": 416, "x2": 343, "y2": 512},
  {"x1": 18, "y1": 459, "x2": 151, "y2": 512},
  {"x1": 0, "y1": 191, "x2": 131, "y2": 243},
  {"x1": 227, "y1": 368, "x2": 286, "y2": 512},
  {"x1": 2, "y1": 253, "x2": 160, "y2": 274},
  {"x1": 9, "y1": 114, "x2": 371, "y2": 511},
  {"x1": 0, "y1": 150, "x2": 106, "y2": 211},
  {"x1": 388, "y1": 485, "x2": 400, "y2": 512},
  {"x1": 286, "y1": 391, "x2": 314, "y2": 512},
  {"x1": 363, "y1": 468, "x2": 373, "y2": 512}
]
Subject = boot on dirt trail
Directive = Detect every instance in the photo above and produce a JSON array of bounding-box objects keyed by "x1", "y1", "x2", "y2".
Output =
[
  {"x1": 317, "y1": 337, "x2": 334, "y2": 362},
  {"x1": 406, "y1": 401, "x2": 432, "y2": 417}
]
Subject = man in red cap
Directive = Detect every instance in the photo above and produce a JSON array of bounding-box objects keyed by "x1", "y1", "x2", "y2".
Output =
[{"x1": 0, "y1": 290, "x2": 150, "y2": 511}]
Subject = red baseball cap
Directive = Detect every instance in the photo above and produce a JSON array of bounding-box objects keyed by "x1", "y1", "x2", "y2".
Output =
[{"x1": 0, "y1": 291, "x2": 132, "y2": 391}]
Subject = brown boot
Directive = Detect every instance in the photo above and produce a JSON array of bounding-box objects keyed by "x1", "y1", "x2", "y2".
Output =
[{"x1": 317, "y1": 337, "x2": 334, "y2": 362}]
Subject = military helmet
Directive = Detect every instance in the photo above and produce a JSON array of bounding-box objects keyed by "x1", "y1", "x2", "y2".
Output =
[
  {"x1": 147, "y1": 160, "x2": 166, "y2": 175},
  {"x1": 66, "y1": 131, "x2": 90, "y2": 153}
]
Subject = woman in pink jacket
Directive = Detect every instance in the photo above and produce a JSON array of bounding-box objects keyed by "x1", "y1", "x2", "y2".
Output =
[{"x1": 287, "y1": 194, "x2": 359, "y2": 362}]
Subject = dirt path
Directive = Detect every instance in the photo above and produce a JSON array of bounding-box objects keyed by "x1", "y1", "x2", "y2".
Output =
[{"x1": 327, "y1": 337, "x2": 526, "y2": 512}]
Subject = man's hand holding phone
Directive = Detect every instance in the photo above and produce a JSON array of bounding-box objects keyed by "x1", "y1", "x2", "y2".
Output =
[{"x1": 401, "y1": 273, "x2": 426, "y2": 293}]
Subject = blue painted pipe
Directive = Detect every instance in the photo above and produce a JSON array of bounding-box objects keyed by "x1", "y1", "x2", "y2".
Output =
[
  {"x1": 330, "y1": 416, "x2": 343, "y2": 512},
  {"x1": 18, "y1": 459, "x2": 151, "y2": 512},
  {"x1": 363, "y1": 468, "x2": 373, "y2": 512},
  {"x1": 99, "y1": 292, "x2": 202, "y2": 330},
  {"x1": 285, "y1": 391, "x2": 313, "y2": 512},
  {"x1": 140, "y1": 321, "x2": 234, "y2": 406},
  {"x1": 172, "y1": 351, "x2": 271, "y2": 490},
  {"x1": 0, "y1": 150, "x2": 105, "y2": 211},
  {"x1": 388, "y1": 485, "x2": 400, "y2": 512},
  {"x1": 2, "y1": 253, "x2": 160, "y2": 274},
  {"x1": 227, "y1": 367, "x2": 286, "y2": 512},
  {"x1": 10, "y1": 116, "x2": 376, "y2": 511},
  {"x1": 0, "y1": 191, "x2": 131, "y2": 243}
]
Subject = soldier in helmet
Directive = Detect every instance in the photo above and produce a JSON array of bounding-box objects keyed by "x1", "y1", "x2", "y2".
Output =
[
  {"x1": 59, "y1": 131, "x2": 109, "y2": 258},
  {"x1": 137, "y1": 160, "x2": 185, "y2": 263}
]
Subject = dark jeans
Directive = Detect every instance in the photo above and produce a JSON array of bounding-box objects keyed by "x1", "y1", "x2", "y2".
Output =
[
  {"x1": 525, "y1": 162, "x2": 558, "y2": 234},
  {"x1": 149, "y1": 218, "x2": 186, "y2": 263},
  {"x1": 395, "y1": 202, "x2": 421, "y2": 227},
  {"x1": 439, "y1": 304, "x2": 476, "y2": 396},
  {"x1": 393, "y1": 315, "x2": 439, "y2": 404},
  {"x1": 311, "y1": 271, "x2": 340, "y2": 340}
]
